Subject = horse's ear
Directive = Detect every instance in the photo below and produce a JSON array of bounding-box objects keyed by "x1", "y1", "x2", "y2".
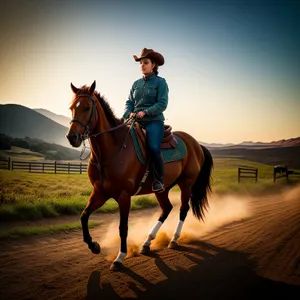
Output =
[
  {"x1": 71, "y1": 83, "x2": 79, "y2": 94},
  {"x1": 89, "y1": 80, "x2": 96, "y2": 94}
]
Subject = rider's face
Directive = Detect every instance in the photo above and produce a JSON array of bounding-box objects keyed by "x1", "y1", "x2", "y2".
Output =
[{"x1": 140, "y1": 58, "x2": 155, "y2": 75}]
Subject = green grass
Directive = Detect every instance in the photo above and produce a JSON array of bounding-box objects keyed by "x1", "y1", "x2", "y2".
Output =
[
  {"x1": 1, "y1": 158, "x2": 299, "y2": 222},
  {"x1": 0, "y1": 171, "x2": 91, "y2": 221},
  {"x1": 0, "y1": 221, "x2": 100, "y2": 240},
  {"x1": 211, "y1": 158, "x2": 300, "y2": 195},
  {"x1": 0, "y1": 146, "x2": 45, "y2": 161},
  {"x1": 0, "y1": 170, "x2": 157, "y2": 222}
]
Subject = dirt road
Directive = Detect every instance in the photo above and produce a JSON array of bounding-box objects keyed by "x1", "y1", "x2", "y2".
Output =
[{"x1": 1, "y1": 187, "x2": 300, "y2": 299}]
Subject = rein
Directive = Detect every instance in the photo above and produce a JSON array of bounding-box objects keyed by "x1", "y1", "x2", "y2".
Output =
[
  {"x1": 88, "y1": 118, "x2": 133, "y2": 139},
  {"x1": 80, "y1": 117, "x2": 135, "y2": 164}
]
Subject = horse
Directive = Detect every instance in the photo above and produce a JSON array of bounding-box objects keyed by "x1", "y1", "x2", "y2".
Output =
[{"x1": 66, "y1": 80, "x2": 213, "y2": 271}]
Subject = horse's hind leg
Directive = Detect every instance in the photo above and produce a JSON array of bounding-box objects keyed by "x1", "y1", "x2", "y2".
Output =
[
  {"x1": 140, "y1": 190, "x2": 173, "y2": 254},
  {"x1": 81, "y1": 187, "x2": 108, "y2": 254},
  {"x1": 168, "y1": 184, "x2": 190, "y2": 249}
]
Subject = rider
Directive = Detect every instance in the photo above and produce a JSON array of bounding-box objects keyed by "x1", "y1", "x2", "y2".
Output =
[{"x1": 123, "y1": 48, "x2": 169, "y2": 193}]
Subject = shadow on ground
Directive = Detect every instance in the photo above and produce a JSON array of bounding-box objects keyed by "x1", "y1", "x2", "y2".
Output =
[{"x1": 86, "y1": 241, "x2": 300, "y2": 299}]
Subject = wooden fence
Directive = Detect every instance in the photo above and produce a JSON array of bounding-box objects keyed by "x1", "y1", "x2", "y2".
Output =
[
  {"x1": 0, "y1": 157, "x2": 10, "y2": 170},
  {"x1": 0, "y1": 158, "x2": 88, "y2": 174},
  {"x1": 273, "y1": 165, "x2": 289, "y2": 182},
  {"x1": 238, "y1": 166, "x2": 258, "y2": 182}
]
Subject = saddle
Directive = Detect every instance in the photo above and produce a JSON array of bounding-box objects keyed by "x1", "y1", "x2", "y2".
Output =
[
  {"x1": 130, "y1": 123, "x2": 187, "y2": 195},
  {"x1": 137, "y1": 124, "x2": 178, "y2": 149},
  {"x1": 130, "y1": 122, "x2": 187, "y2": 165}
]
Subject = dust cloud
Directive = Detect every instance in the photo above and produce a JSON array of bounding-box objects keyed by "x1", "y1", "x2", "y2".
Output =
[
  {"x1": 100, "y1": 192, "x2": 251, "y2": 259},
  {"x1": 283, "y1": 184, "x2": 300, "y2": 202}
]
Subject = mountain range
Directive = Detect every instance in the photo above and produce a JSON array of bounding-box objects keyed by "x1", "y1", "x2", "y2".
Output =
[
  {"x1": 3, "y1": 104, "x2": 298, "y2": 148},
  {"x1": 199, "y1": 138, "x2": 300, "y2": 149},
  {"x1": 0, "y1": 104, "x2": 70, "y2": 148},
  {"x1": 34, "y1": 108, "x2": 71, "y2": 128},
  {"x1": 0, "y1": 104, "x2": 299, "y2": 168}
]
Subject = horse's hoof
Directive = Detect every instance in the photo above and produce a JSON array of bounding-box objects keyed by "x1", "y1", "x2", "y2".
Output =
[
  {"x1": 140, "y1": 245, "x2": 150, "y2": 255},
  {"x1": 168, "y1": 241, "x2": 178, "y2": 249},
  {"x1": 90, "y1": 242, "x2": 101, "y2": 254},
  {"x1": 110, "y1": 261, "x2": 123, "y2": 271}
]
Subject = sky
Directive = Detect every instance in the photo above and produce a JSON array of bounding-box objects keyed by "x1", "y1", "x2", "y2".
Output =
[{"x1": 0, "y1": 0, "x2": 299, "y2": 144}]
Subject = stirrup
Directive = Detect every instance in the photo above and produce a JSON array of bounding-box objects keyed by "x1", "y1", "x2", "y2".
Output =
[{"x1": 152, "y1": 181, "x2": 165, "y2": 193}]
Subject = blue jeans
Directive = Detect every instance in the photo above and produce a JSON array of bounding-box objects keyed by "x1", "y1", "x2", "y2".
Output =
[{"x1": 143, "y1": 120, "x2": 164, "y2": 182}]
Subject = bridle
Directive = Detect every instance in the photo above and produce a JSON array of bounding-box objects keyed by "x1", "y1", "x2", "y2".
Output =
[
  {"x1": 70, "y1": 93, "x2": 97, "y2": 140},
  {"x1": 70, "y1": 93, "x2": 134, "y2": 140},
  {"x1": 70, "y1": 93, "x2": 135, "y2": 162}
]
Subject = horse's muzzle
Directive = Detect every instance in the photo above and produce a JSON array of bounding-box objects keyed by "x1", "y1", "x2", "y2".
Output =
[{"x1": 66, "y1": 132, "x2": 82, "y2": 147}]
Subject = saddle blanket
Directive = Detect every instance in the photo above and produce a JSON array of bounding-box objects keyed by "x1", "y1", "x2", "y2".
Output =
[{"x1": 130, "y1": 127, "x2": 187, "y2": 165}]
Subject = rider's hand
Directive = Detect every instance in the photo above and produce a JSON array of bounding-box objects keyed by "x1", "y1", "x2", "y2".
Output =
[
  {"x1": 129, "y1": 113, "x2": 136, "y2": 119},
  {"x1": 137, "y1": 111, "x2": 146, "y2": 119}
]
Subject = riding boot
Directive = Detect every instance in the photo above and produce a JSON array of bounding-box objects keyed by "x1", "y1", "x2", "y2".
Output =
[{"x1": 152, "y1": 153, "x2": 165, "y2": 193}]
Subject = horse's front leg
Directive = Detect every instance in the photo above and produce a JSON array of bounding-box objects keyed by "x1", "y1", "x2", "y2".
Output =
[
  {"x1": 110, "y1": 192, "x2": 131, "y2": 271},
  {"x1": 81, "y1": 187, "x2": 108, "y2": 254}
]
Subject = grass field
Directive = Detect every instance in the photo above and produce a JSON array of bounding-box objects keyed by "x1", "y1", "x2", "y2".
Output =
[
  {"x1": 0, "y1": 146, "x2": 45, "y2": 161},
  {"x1": 210, "y1": 158, "x2": 300, "y2": 193},
  {"x1": 0, "y1": 170, "x2": 157, "y2": 222},
  {"x1": 0, "y1": 146, "x2": 86, "y2": 163},
  {"x1": 1, "y1": 158, "x2": 299, "y2": 223},
  {"x1": 0, "y1": 221, "x2": 100, "y2": 240},
  {"x1": 1, "y1": 157, "x2": 299, "y2": 239}
]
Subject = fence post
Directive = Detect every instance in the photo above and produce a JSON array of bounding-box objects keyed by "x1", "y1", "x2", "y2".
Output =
[
  {"x1": 54, "y1": 161, "x2": 57, "y2": 174},
  {"x1": 237, "y1": 166, "x2": 258, "y2": 183},
  {"x1": 8, "y1": 157, "x2": 11, "y2": 170},
  {"x1": 274, "y1": 165, "x2": 289, "y2": 183},
  {"x1": 29, "y1": 162, "x2": 31, "y2": 173},
  {"x1": 68, "y1": 163, "x2": 70, "y2": 174},
  {"x1": 80, "y1": 163, "x2": 82, "y2": 174}
]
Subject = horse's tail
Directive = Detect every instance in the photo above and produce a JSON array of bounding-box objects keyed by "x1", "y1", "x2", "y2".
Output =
[{"x1": 190, "y1": 145, "x2": 213, "y2": 221}]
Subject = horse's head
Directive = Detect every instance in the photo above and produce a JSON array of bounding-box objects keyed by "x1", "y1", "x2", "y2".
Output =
[{"x1": 66, "y1": 81, "x2": 98, "y2": 147}]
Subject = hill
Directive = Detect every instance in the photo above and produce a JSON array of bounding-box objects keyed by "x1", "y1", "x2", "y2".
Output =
[
  {"x1": 203, "y1": 137, "x2": 300, "y2": 149},
  {"x1": 0, "y1": 104, "x2": 70, "y2": 148},
  {"x1": 34, "y1": 109, "x2": 71, "y2": 128},
  {"x1": 0, "y1": 134, "x2": 81, "y2": 161},
  {"x1": 269, "y1": 137, "x2": 300, "y2": 147},
  {"x1": 209, "y1": 145, "x2": 300, "y2": 169},
  {"x1": 198, "y1": 141, "x2": 235, "y2": 148},
  {"x1": 204, "y1": 137, "x2": 300, "y2": 169}
]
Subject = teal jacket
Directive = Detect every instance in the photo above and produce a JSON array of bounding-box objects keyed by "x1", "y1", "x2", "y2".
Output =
[{"x1": 123, "y1": 73, "x2": 169, "y2": 123}]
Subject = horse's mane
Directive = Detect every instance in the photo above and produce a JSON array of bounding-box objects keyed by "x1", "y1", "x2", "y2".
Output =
[{"x1": 71, "y1": 86, "x2": 123, "y2": 127}]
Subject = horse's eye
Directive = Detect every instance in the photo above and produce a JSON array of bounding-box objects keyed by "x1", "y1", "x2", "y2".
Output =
[{"x1": 84, "y1": 107, "x2": 90, "y2": 112}]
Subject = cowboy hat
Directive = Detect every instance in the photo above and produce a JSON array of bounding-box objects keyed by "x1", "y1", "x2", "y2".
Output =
[{"x1": 133, "y1": 48, "x2": 164, "y2": 66}]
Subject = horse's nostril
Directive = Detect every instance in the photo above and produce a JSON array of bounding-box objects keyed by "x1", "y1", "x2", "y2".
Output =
[{"x1": 67, "y1": 133, "x2": 77, "y2": 143}]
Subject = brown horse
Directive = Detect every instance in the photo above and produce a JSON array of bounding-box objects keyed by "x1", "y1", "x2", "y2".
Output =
[{"x1": 66, "y1": 81, "x2": 213, "y2": 271}]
